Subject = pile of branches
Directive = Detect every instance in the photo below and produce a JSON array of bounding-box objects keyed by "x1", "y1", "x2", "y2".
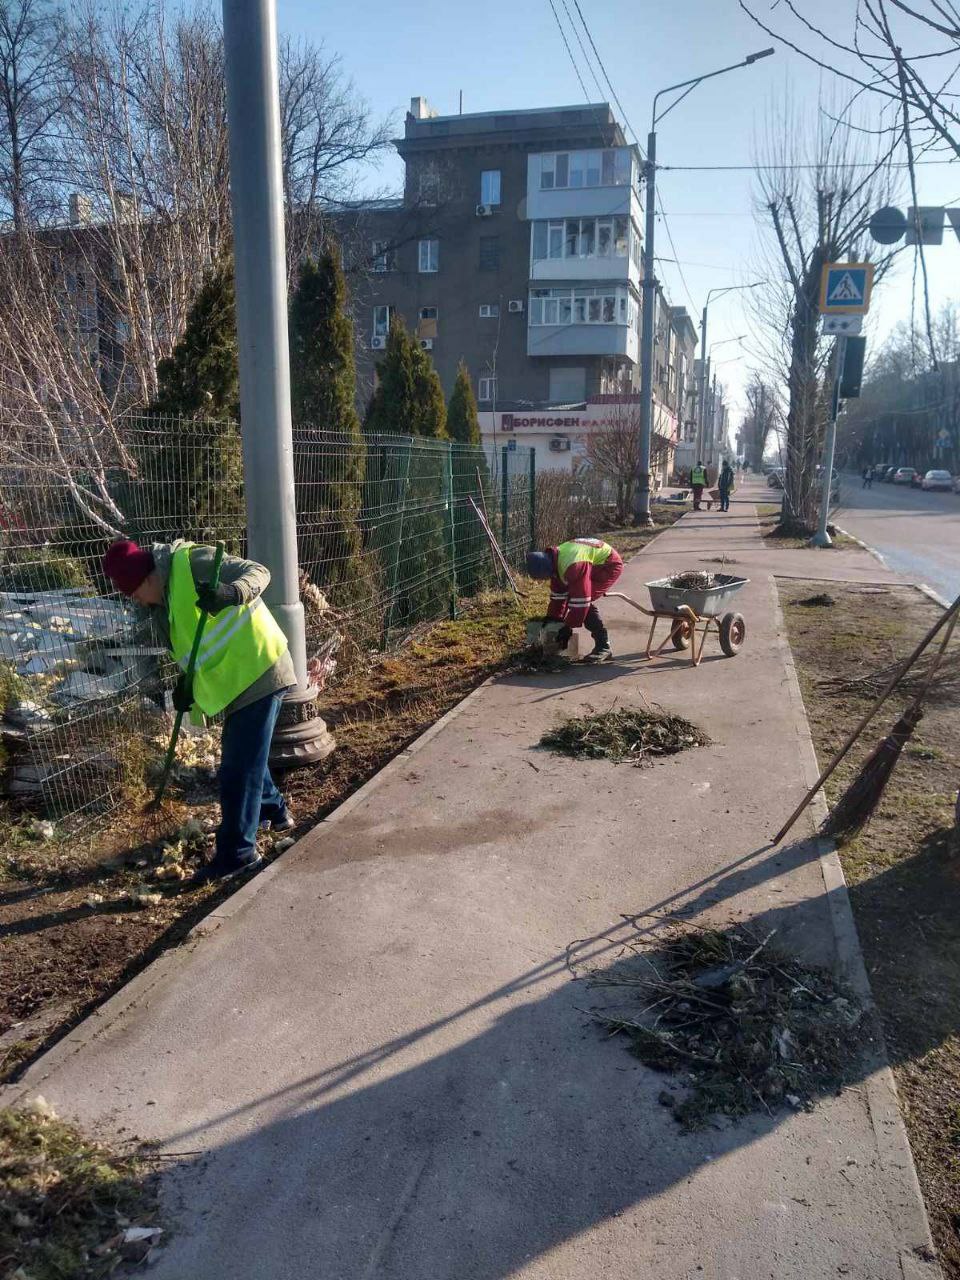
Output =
[
  {"x1": 586, "y1": 921, "x2": 868, "y2": 1130},
  {"x1": 540, "y1": 706, "x2": 708, "y2": 766},
  {"x1": 668, "y1": 571, "x2": 716, "y2": 591},
  {"x1": 820, "y1": 650, "x2": 960, "y2": 702}
]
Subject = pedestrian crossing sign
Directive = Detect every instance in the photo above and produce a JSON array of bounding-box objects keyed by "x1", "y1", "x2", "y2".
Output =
[{"x1": 819, "y1": 262, "x2": 874, "y2": 315}]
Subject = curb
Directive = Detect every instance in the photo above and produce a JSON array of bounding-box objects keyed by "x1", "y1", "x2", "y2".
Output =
[
  {"x1": 834, "y1": 523, "x2": 889, "y2": 570},
  {"x1": 769, "y1": 577, "x2": 941, "y2": 1278}
]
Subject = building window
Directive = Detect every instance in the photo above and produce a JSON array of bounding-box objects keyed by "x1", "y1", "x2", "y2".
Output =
[
  {"x1": 419, "y1": 306, "x2": 438, "y2": 321},
  {"x1": 531, "y1": 216, "x2": 631, "y2": 264},
  {"x1": 479, "y1": 236, "x2": 499, "y2": 272},
  {"x1": 539, "y1": 148, "x2": 631, "y2": 190},
  {"x1": 478, "y1": 375, "x2": 497, "y2": 402},
  {"x1": 529, "y1": 285, "x2": 637, "y2": 328},
  {"x1": 479, "y1": 303, "x2": 500, "y2": 318},
  {"x1": 372, "y1": 305, "x2": 394, "y2": 338},
  {"x1": 480, "y1": 169, "x2": 501, "y2": 206},
  {"x1": 371, "y1": 240, "x2": 392, "y2": 273},
  {"x1": 418, "y1": 239, "x2": 439, "y2": 273},
  {"x1": 418, "y1": 161, "x2": 440, "y2": 205}
]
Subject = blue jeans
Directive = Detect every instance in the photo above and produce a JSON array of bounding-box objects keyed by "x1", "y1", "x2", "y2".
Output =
[{"x1": 216, "y1": 690, "x2": 289, "y2": 868}]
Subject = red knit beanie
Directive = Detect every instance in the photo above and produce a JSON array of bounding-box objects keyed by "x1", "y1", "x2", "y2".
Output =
[{"x1": 103, "y1": 540, "x2": 155, "y2": 596}]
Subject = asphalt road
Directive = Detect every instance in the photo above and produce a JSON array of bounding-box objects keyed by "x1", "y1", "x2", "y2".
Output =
[{"x1": 834, "y1": 473, "x2": 960, "y2": 604}]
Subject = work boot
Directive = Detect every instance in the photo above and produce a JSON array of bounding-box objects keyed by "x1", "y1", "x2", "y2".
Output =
[
  {"x1": 190, "y1": 851, "x2": 263, "y2": 888},
  {"x1": 583, "y1": 644, "x2": 613, "y2": 664}
]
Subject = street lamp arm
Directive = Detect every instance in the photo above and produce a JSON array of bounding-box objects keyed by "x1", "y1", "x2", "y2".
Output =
[{"x1": 652, "y1": 49, "x2": 775, "y2": 127}]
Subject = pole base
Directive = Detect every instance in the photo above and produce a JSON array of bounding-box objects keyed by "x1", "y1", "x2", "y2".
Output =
[
  {"x1": 269, "y1": 683, "x2": 336, "y2": 770},
  {"x1": 809, "y1": 530, "x2": 833, "y2": 548}
]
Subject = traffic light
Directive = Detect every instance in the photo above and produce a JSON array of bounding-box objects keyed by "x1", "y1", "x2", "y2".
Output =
[{"x1": 839, "y1": 336, "x2": 866, "y2": 399}]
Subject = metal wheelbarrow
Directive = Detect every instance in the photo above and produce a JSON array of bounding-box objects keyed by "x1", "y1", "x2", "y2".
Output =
[{"x1": 606, "y1": 573, "x2": 749, "y2": 667}]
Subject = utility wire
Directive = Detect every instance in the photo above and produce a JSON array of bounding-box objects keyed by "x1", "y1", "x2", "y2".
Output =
[
  {"x1": 571, "y1": 0, "x2": 645, "y2": 155},
  {"x1": 660, "y1": 159, "x2": 956, "y2": 171},
  {"x1": 546, "y1": 0, "x2": 591, "y2": 102},
  {"x1": 560, "y1": 0, "x2": 607, "y2": 103}
]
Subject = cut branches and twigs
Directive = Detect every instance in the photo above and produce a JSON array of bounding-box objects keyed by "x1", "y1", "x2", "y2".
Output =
[
  {"x1": 539, "y1": 705, "x2": 709, "y2": 766},
  {"x1": 582, "y1": 920, "x2": 868, "y2": 1130},
  {"x1": 668, "y1": 570, "x2": 717, "y2": 591},
  {"x1": 820, "y1": 649, "x2": 960, "y2": 700},
  {"x1": 0, "y1": 1101, "x2": 163, "y2": 1274}
]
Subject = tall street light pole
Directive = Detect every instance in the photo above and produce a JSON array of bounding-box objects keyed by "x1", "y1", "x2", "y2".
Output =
[
  {"x1": 697, "y1": 283, "x2": 764, "y2": 461},
  {"x1": 222, "y1": 0, "x2": 334, "y2": 766},
  {"x1": 636, "y1": 48, "x2": 774, "y2": 525},
  {"x1": 701, "y1": 334, "x2": 746, "y2": 465}
]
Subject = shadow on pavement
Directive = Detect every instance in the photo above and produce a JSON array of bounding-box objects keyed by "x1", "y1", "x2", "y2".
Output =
[{"x1": 146, "y1": 830, "x2": 952, "y2": 1278}]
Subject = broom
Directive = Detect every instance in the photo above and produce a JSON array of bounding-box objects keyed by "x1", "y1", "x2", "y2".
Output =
[{"x1": 820, "y1": 604, "x2": 960, "y2": 843}]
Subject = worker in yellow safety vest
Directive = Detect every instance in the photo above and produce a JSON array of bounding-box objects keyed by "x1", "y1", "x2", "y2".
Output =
[
  {"x1": 103, "y1": 538, "x2": 296, "y2": 884},
  {"x1": 526, "y1": 537, "x2": 624, "y2": 663},
  {"x1": 691, "y1": 460, "x2": 708, "y2": 511}
]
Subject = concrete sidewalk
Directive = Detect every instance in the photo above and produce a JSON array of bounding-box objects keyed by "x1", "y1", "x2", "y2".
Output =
[{"x1": 4, "y1": 486, "x2": 939, "y2": 1279}]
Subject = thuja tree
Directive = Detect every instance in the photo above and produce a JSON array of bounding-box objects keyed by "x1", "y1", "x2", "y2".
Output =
[
  {"x1": 289, "y1": 250, "x2": 367, "y2": 604},
  {"x1": 363, "y1": 317, "x2": 453, "y2": 630},
  {"x1": 138, "y1": 261, "x2": 244, "y2": 549},
  {"x1": 446, "y1": 361, "x2": 492, "y2": 597}
]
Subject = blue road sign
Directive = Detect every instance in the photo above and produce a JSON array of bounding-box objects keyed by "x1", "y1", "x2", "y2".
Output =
[{"x1": 819, "y1": 262, "x2": 874, "y2": 315}]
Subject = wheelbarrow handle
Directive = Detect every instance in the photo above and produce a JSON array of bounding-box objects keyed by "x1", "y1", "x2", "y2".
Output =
[{"x1": 605, "y1": 591, "x2": 657, "y2": 619}]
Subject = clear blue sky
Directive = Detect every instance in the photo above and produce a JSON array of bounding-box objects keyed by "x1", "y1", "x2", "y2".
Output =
[{"x1": 276, "y1": 0, "x2": 959, "y2": 420}]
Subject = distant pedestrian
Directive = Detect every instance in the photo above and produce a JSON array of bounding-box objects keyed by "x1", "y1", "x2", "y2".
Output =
[
  {"x1": 718, "y1": 461, "x2": 735, "y2": 512},
  {"x1": 862, "y1": 465, "x2": 874, "y2": 489},
  {"x1": 691, "y1": 459, "x2": 708, "y2": 511}
]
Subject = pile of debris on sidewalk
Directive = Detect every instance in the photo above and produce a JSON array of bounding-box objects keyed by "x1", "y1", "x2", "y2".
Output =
[
  {"x1": 540, "y1": 705, "x2": 709, "y2": 765},
  {"x1": 585, "y1": 920, "x2": 869, "y2": 1130}
]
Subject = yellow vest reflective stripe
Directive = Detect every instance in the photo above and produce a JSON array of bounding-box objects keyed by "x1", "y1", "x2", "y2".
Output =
[
  {"x1": 168, "y1": 544, "x2": 288, "y2": 717},
  {"x1": 556, "y1": 537, "x2": 614, "y2": 579},
  {"x1": 692, "y1": 467, "x2": 707, "y2": 485}
]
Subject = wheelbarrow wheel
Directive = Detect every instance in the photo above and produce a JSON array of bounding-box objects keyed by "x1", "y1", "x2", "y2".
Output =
[
  {"x1": 719, "y1": 611, "x2": 746, "y2": 657},
  {"x1": 670, "y1": 619, "x2": 692, "y2": 651}
]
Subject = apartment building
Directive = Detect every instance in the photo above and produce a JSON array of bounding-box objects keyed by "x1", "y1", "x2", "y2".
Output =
[{"x1": 335, "y1": 98, "x2": 697, "y2": 477}]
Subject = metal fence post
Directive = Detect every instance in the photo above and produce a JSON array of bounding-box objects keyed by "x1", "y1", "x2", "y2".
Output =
[
  {"x1": 383, "y1": 439, "x2": 412, "y2": 641},
  {"x1": 501, "y1": 445, "x2": 509, "y2": 553},
  {"x1": 528, "y1": 447, "x2": 536, "y2": 549},
  {"x1": 445, "y1": 442, "x2": 458, "y2": 619}
]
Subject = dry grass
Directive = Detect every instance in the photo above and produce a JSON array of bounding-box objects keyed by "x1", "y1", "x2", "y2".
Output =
[{"x1": 780, "y1": 579, "x2": 960, "y2": 1277}]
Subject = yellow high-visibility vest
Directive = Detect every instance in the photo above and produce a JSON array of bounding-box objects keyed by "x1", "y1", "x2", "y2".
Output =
[
  {"x1": 556, "y1": 537, "x2": 614, "y2": 579},
  {"x1": 168, "y1": 544, "x2": 288, "y2": 717}
]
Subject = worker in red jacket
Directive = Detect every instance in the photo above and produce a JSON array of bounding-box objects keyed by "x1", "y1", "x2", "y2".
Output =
[{"x1": 526, "y1": 537, "x2": 624, "y2": 663}]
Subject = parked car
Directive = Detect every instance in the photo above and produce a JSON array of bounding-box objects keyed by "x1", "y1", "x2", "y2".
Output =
[
  {"x1": 893, "y1": 467, "x2": 917, "y2": 485},
  {"x1": 879, "y1": 465, "x2": 896, "y2": 482},
  {"x1": 766, "y1": 467, "x2": 785, "y2": 489},
  {"x1": 921, "y1": 469, "x2": 953, "y2": 491},
  {"x1": 952, "y1": 475, "x2": 960, "y2": 495}
]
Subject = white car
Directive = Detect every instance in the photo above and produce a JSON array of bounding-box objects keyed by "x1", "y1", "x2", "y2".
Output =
[
  {"x1": 921, "y1": 469, "x2": 953, "y2": 491},
  {"x1": 893, "y1": 467, "x2": 917, "y2": 485}
]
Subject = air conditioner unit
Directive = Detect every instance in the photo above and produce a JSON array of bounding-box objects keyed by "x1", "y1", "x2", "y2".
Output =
[
  {"x1": 549, "y1": 437, "x2": 571, "y2": 452},
  {"x1": 371, "y1": 335, "x2": 386, "y2": 350},
  {"x1": 476, "y1": 203, "x2": 494, "y2": 217},
  {"x1": 419, "y1": 338, "x2": 434, "y2": 351},
  {"x1": 508, "y1": 300, "x2": 524, "y2": 314}
]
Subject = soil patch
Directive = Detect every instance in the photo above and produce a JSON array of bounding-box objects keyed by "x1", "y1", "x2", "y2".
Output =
[
  {"x1": 584, "y1": 919, "x2": 869, "y2": 1131},
  {"x1": 780, "y1": 578, "x2": 960, "y2": 1276},
  {"x1": 539, "y1": 705, "x2": 708, "y2": 765},
  {"x1": 0, "y1": 515, "x2": 684, "y2": 1084},
  {"x1": 756, "y1": 503, "x2": 854, "y2": 550},
  {"x1": 0, "y1": 1100, "x2": 162, "y2": 1276}
]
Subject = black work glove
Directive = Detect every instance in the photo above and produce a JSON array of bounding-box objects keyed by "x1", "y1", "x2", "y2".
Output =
[
  {"x1": 172, "y1": 675, "x2": 194, "y2": 714},
  {"x1": 196, "y1": 581, "x2": 240, "y2": 615},
  {"x1": 556, "y1": 624, "x2": 573, "y2": 646}
]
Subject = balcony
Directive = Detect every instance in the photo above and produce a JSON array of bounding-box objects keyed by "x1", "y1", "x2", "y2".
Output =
[
  {"x1": 529, "y1": 215, "x2": 641, "y2": 288},
  {"x1": 526, "y1": 146, "x2": 641, "y2": 222},
  {"x1": 527, "y1": 284, "x2": 639, "y2": 362}
]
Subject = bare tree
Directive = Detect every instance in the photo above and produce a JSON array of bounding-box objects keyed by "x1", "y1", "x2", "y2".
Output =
[
  {"x1": 740, "y1": 374, "x2": 781, "y2": 471},
  {"x1": 0, "y1": 0, "x2": 66, "y2": 229},
  {"x1": 585, "y1": 395, "x2": 672, "y2": 523},
  {"x1": 750, "y1": 97, "x2": 897, "y2": 533}
]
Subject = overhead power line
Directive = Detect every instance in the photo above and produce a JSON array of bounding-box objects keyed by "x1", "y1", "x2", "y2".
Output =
[
  {"x1": 660, "y1": 159, "x2": 956, "y2": 171},
  {"x1": 570, "y1": 0, "x2": 644, "y2": 155},
  {"x1": 546, "y1": 0, "x2": 591, "y2": 102}
]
